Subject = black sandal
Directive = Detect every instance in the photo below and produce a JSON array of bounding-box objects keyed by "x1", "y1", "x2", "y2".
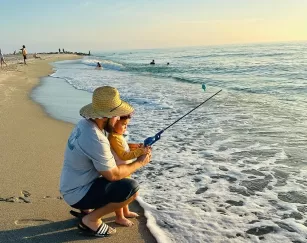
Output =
[
  {"x1": 70, "y1": 210, "x2": 88, "y2": 218},
  {"x1": 78, "y1": 220, "x2": 116, "y2": 237}
]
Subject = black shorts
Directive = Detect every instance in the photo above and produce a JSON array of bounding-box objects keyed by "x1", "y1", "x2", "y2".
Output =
[
  {"x1": 23, "y1": 55, "x2": 27, "y2": 60},
  {"x1": 71, "y1": 177, "x2": 139, "y2": 210}
]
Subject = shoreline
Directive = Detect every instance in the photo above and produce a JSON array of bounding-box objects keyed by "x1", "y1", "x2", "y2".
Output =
[{"x1": 0, "y1": 54, "x2": 157, "y2": 243}]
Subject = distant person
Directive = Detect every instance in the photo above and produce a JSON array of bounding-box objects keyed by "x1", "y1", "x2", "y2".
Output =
[
  {"x1": 62, "y1": 48, "x2": 65, "y2": 53},
  {"x1": 89, "y1": 51, "x2": 91, "y2": 56},
  {"x1": 0, "y1": 49, "x2": 8, "y2": 68},
  {"x1": 33, "y1": 53, "x2": 42, "y2": 59},
  {"x1": 13, "y1": 50, "x2": 16, "y2": 55},
  {"x1": 167, "y1": 62, "x2": 170, "y2": 65},
  {"x1": 96, "y1": 62, "x2": 102, "y2": 68},
  {"x1": 150, "y1": 60, "x2": 155, "y2": 65},
  {"x1": 20, "y1": 45, "x2": 27, "y2": 64},
  {"x1": 108, "y1": 115, "x2": 150, "y2": 227},
  {"x1": 59, "y1": 48, "x2": 61, "y2": 53}
]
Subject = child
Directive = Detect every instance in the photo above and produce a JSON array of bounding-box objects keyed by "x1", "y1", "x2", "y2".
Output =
[{"x1": 108, "y1": 114, "x2": 150, "y2": 227}]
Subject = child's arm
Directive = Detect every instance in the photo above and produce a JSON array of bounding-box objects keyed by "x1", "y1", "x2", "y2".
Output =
[
  {"x1": 109, "y1": 134, "x2": 146, "y2": 160},
  {"x1": 128, "y1": 143, "x2": 143, "y2": 150}
]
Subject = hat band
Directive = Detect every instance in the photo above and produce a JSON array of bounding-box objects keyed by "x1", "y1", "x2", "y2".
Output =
[{"x1": 110, "y1": 101, "x2": 122, "y2": 112}]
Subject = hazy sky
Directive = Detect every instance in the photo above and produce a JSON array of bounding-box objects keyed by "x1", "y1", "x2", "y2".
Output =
[{"x1": 1, "y1": 0, "x2": 307, "y2": 52}]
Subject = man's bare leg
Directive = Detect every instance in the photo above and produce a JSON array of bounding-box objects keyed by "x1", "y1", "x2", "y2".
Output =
[{"x1": 82, "y1": 192, "x2": 138, "y2": 231}]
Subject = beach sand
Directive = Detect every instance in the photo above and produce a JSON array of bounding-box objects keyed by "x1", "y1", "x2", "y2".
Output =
[{"x1": 0, "y1": 54, "x2": 157, "y2": 243}]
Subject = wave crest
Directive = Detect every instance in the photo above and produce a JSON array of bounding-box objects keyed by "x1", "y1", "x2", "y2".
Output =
[{"x1": 81, "y1": 58, "x2": 124, "y2": 70}]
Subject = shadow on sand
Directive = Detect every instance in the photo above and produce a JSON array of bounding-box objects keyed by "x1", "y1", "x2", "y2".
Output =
[
  {"x1": 0, "y1": 217, "x2": 93, "y2": 242},
  {"x1": 0, "y1": 213, "x2": 157, "y2": 243}
]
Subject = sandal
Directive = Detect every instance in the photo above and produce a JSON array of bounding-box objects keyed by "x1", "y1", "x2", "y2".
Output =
[
  {"x1": 70, "y1": 209, "x2": 92, "y2": 218},
  {"x1": 78, "y1": 220, "x2": 116, "y2": 237}
]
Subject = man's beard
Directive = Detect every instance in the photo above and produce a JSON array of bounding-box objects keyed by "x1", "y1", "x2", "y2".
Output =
[{"x1": 104, "y1": 119, "x2": 114, "y2": 133}]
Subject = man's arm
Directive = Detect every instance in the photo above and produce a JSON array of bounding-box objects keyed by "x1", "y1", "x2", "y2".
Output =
[{"x1": 99, "y1": 153, "x2": 151, "y2": 181}]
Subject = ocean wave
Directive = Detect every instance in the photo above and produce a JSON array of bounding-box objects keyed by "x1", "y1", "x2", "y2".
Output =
[
  {"x1": 81, "y1": 58, "x2": 124, "y2": 70},
  {"x1": 173, "y1": 51, "x2": 292, "y2": 60},
  {"x1": 172, "y1": 76, "x2": 200, "y2": 84}
]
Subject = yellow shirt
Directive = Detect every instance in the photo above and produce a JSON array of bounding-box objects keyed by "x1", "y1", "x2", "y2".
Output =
[{"x1": 108, "y1": 133, "x2": 144, "y2": 165}]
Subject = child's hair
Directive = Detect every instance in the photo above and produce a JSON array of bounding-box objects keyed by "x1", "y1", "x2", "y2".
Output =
[{"x1": 120, "y1": 114, "x2": 132, "y2": 120}]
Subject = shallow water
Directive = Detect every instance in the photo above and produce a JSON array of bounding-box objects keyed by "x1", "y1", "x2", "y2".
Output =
[{"x1": 32, "y1": 42, "x2": 307, "y2": 243}]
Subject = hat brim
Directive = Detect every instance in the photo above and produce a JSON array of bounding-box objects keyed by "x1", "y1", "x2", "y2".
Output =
[{"x1": 80, "y1": 100, "x2": 134, "y2": 119}]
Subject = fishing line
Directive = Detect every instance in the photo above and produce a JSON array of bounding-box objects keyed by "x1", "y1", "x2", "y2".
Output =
[{"x1": 144, "y1": 89, "x2": 222, "y2": 146}]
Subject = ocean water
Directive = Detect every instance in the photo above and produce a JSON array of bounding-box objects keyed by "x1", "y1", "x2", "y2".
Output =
[{"x1": 32, "y1": 42, "x2": 307, "y2": 243}]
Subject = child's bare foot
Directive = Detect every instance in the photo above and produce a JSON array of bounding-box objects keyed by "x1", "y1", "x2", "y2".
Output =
[
  {"x1": 124, "y1": 211, "x2": 139, "y2": 218},
  {"x1": 115, "y1": 217, "x2": 134, "y2": 227}
]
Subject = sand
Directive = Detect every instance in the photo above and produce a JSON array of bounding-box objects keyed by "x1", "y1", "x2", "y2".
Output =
[{"x1": 0, "y1": 54, "x2": 157, "y2": 243}]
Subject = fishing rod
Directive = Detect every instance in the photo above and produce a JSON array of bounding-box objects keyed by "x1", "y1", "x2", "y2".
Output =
[{"x1": 144, "y1": 89, "x2": 222, "y2": 146}]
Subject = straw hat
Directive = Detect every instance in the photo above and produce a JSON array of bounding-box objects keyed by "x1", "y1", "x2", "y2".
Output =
[{"x1": 80, "y1": 86, "x2": 134, "y2": 119}]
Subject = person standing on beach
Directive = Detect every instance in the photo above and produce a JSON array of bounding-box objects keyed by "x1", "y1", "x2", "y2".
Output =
[
  {"x1": 20, "y1": 45, "x2": 27, "y2": 64},
  {"x1": 60, "y1": 86, "x2": 152, "y2": 237},
  {"x1": 0, "y1": 49, "x2": 8, "y2": 68},
  {"x1": 108, "y1": 114, "x2": 150, "y2": 227}
]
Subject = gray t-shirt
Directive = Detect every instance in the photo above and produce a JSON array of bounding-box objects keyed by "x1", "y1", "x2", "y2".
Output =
[{"x1": 60, "y1": 119, "x2": 116, "y2": 205}]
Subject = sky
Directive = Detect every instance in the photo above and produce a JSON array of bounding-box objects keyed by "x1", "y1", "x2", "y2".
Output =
[{"x1": 0, "y1": 0, "x2": 307, "y2": 52}]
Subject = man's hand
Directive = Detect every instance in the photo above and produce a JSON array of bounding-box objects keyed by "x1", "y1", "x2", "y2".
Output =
[
  {"x1": 100, "y1": 148, "x2": 152, "y2": 181},
  {"x1": 137, "y1": 149, "x2": 152, "y2": 166}
]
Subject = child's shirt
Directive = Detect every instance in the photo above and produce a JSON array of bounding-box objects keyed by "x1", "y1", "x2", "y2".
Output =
[{"x1": 108, "y1": 132, "x2": 144, "y2": 165}]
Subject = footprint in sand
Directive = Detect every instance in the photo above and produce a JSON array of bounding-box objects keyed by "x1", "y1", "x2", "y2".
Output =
[
  {"x1": 15, "y1": 219, "x2": 53, "y2": 226},
  {"x1": 21, "y1": 190, "x2": 31, "y2": 197}
]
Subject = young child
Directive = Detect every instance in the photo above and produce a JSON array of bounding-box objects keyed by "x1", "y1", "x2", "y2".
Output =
[{"x1": 108, "y1": 114, "x2": 150, "y2": 227}]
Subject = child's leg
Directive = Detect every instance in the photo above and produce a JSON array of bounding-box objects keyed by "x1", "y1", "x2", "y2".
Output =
[
  {"x1": 115, "y1": 207, "x2": 134, "y2": 227},
  {"x1": 123, "y1": 204, "x2": 139, "y2": 218}
]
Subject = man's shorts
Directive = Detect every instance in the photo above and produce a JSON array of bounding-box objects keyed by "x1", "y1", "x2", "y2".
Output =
[
  {"x1": 71, "y1": 177, "x2": 139, "y2": 210},
  {"x1": 23, "y1": 55, "x2": 27, "y2": 60}
]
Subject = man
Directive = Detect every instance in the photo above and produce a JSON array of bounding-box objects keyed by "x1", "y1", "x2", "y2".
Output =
[
  {"x1": 60, "y1": 86, "x2": 152, "y2": 237},
  {"x1": 20, "y1": 45, "x2": 27, "y2": 64}
]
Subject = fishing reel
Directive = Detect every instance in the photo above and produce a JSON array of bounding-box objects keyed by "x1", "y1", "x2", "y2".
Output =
[{"x1": 144, "y1": 130, "x2": 164, "y2": 147}]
